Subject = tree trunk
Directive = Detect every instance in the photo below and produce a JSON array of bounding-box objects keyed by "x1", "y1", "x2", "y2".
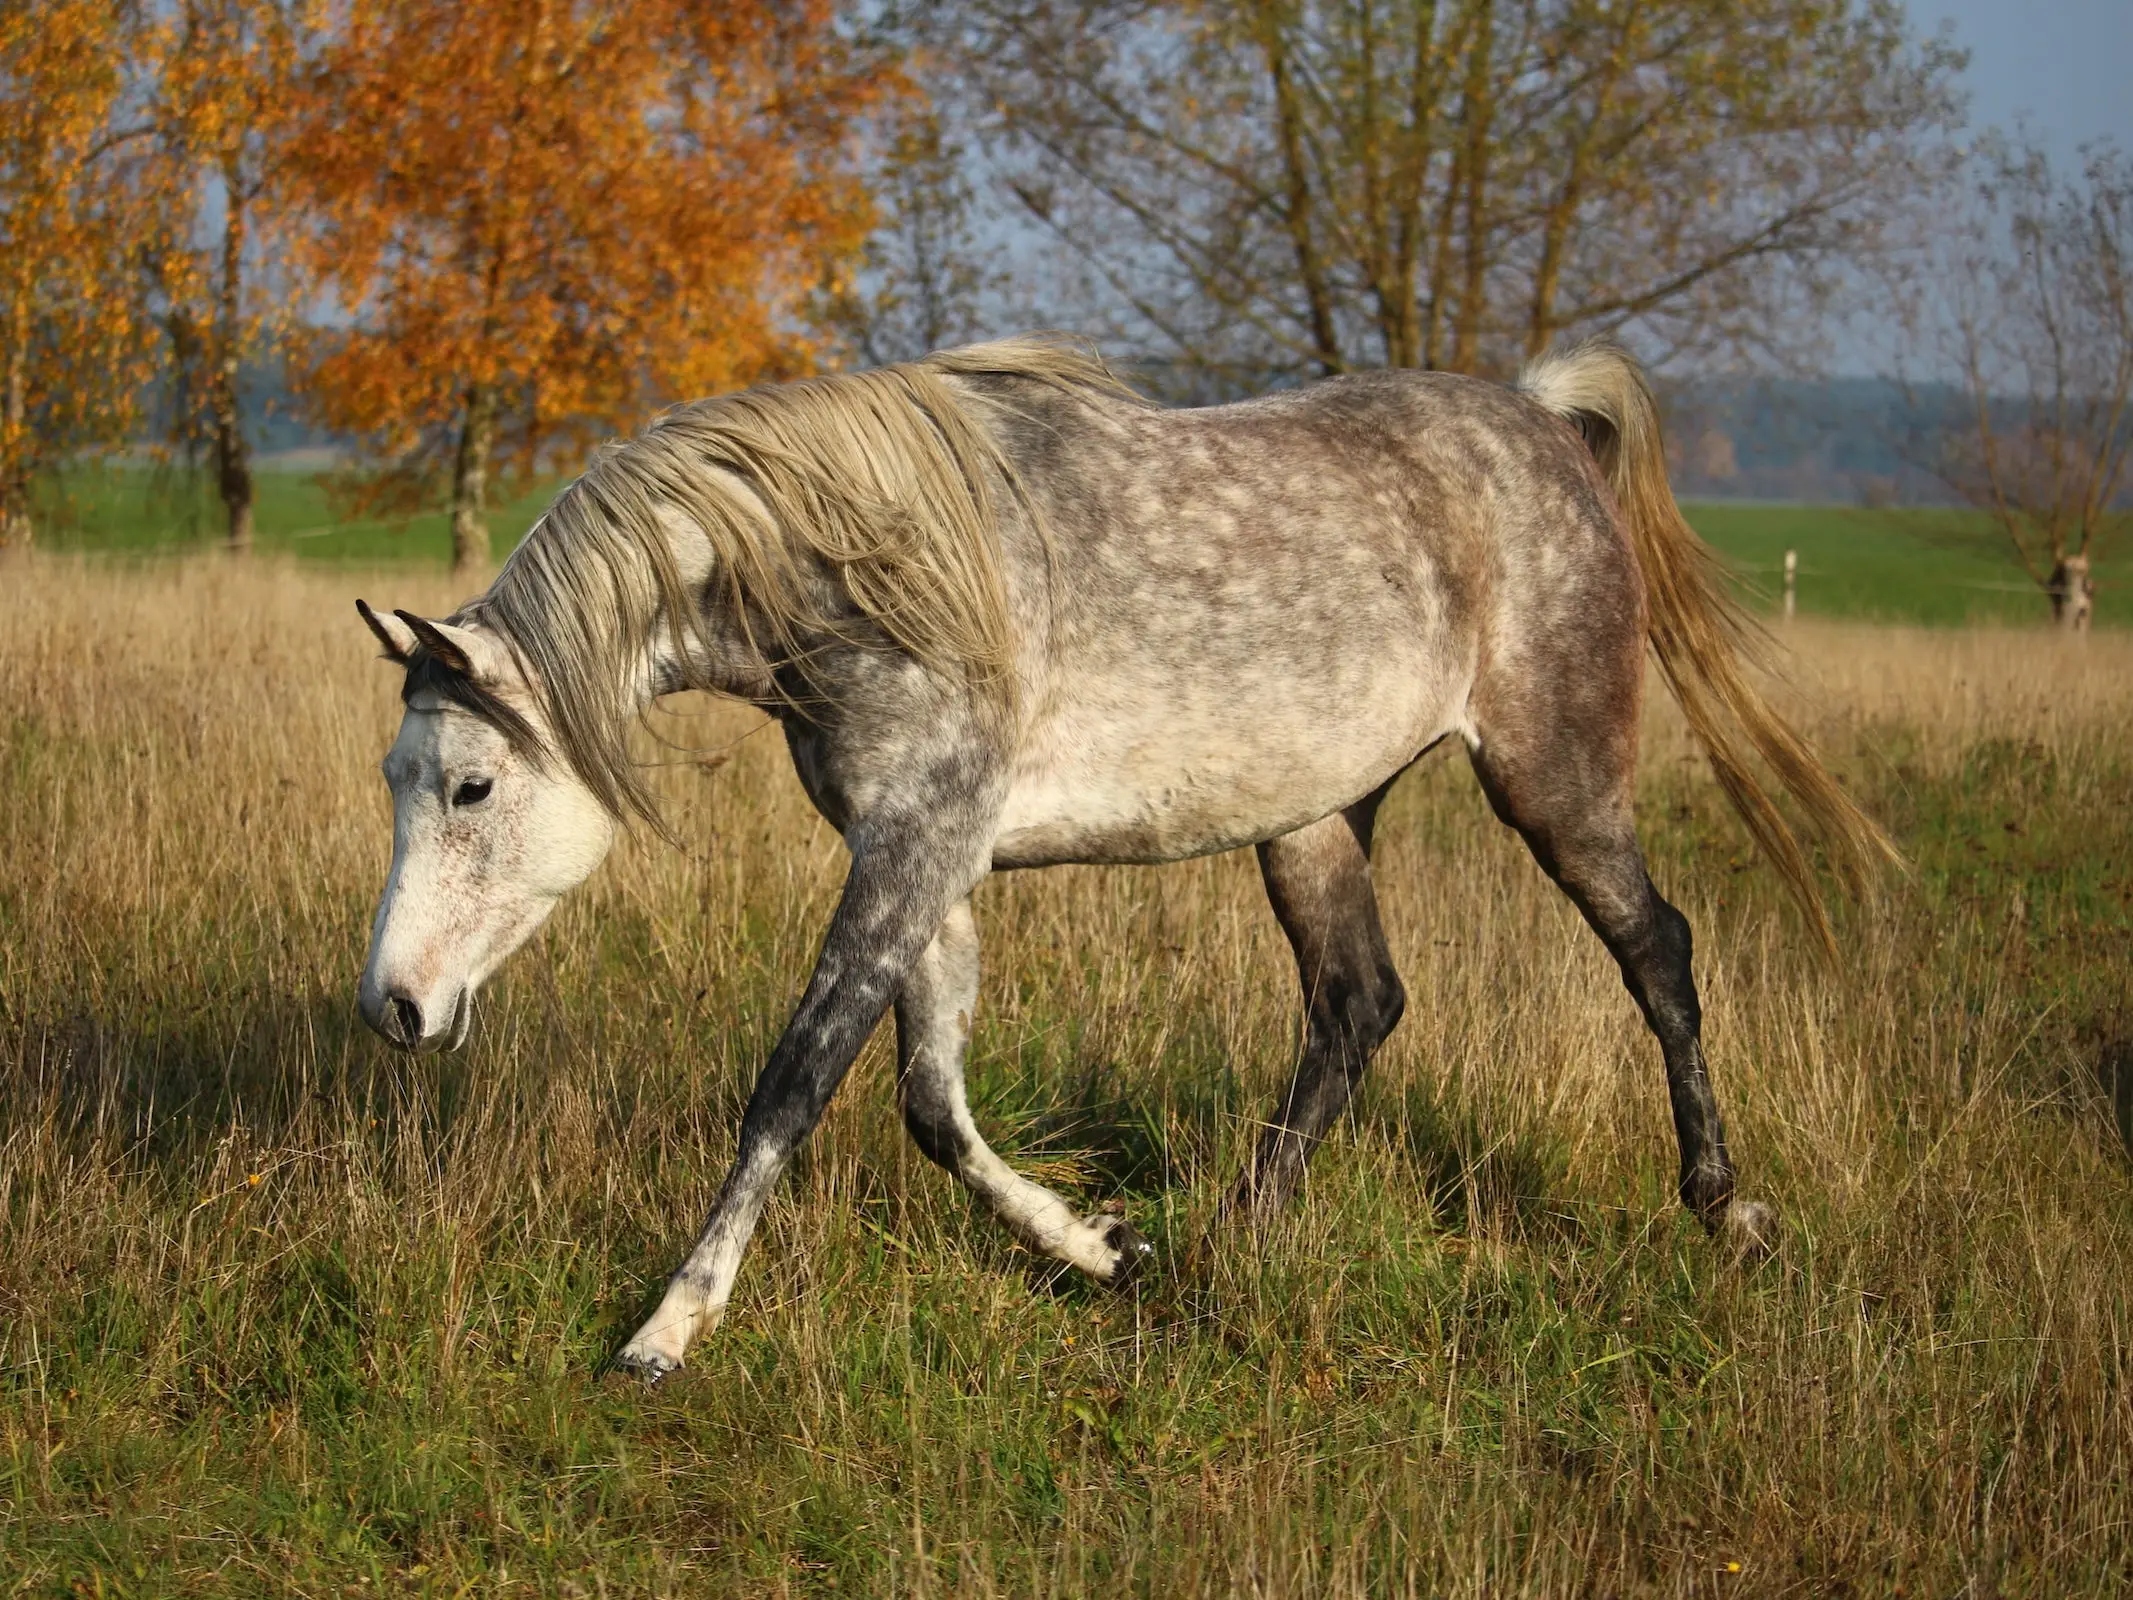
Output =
[
  {"x1": 1, "y1": 286, "x2": 31, "y2": 549},
  {"x1": 450, "y1": 383, "x2": 498, "y2": 574},
  {"x1": 1523, "y1": 19, "x2": 1628, "y2": 361},
  {"x1": 1374, "y1": 0, "x2": 1442, "y2": 370},
  {"x1": 1420, "y1": 142, "x2": 1463, "y2": 370},
  {"x1": 1448, "y1": 0, "x2": 1495, "y2": 375},
  {"x1": 213, "y1": 155, "x2": 254, "y2": 552},
  {"x1": 1257, "y1": 3, "x2": 1344, "y2": 375},
  {"x1": 2049, "y1": 553, "x2": 2093, "y2": 632}
]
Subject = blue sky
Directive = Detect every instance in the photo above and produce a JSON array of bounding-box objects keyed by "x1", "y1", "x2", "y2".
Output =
[{"x1": 1912, "y1": 0, "x2": 2130, "y2": 166}]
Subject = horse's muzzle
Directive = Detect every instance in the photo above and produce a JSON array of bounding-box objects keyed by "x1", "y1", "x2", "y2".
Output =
[{"x1": 363, "y1": 984, "x2": 471, "y2": 1054}]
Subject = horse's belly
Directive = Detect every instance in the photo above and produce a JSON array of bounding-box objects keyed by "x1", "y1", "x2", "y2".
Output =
[{"x1": 989, "y1": 678, "x2": 1452, "y2": 868}]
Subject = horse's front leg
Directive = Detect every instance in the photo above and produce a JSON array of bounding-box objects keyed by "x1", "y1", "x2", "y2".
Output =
[
  {"x1": 615, "y1": 815, "x2": 986, "y2": 1381},
  {"x1": 897, "y1": 899, "x2": 1154, "y2": 1281}
]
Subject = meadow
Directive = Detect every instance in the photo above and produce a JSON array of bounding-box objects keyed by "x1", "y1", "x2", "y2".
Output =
[{"x1": 2, "y1": 551, "x2": 2132, "y2": 1596}]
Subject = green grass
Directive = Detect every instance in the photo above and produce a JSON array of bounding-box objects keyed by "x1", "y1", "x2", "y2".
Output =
[
  {"x1": 24, "y1": 464, "x2": 2100, "y2": 626},
  {"x1": 4, "y1": 563, "x2": 2132, "y2": 1595},
  {"x1": 1683, "y1": 501, "x2": 2094, "y2": 628},
  {"x1": 26, "y1": 464, "x2": 558, "y2": 567}
]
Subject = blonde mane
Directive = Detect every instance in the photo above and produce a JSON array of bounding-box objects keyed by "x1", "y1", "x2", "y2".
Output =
[{"x1": 456, "y1": 335, "x2": 1143, "y2": 826}]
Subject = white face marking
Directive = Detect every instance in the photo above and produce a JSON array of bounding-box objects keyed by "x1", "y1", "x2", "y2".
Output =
[{"x1": 358, "y1": 684, "x2": 614, "y2": 1053}]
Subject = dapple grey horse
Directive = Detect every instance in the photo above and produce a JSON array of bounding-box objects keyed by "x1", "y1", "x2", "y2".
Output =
[{"x1": 353, "y1": 336, "x2": 1890, "y2": 1379}]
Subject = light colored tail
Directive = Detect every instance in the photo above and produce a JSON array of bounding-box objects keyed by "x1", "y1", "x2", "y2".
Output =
[{"x1": 1519, "y1": 337, "x2": 1899, "y2": 952}]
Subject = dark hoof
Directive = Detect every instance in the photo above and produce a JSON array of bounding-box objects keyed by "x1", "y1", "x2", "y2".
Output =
[
  {"x1": 1716, "y1": 1198, "x2": 1780, "y2": 1266},
  {"x1": 1102, "y1": 1218, "x2": 1156, "y2": 1286},
  {"x1": 610, "y1": 1345, "x2": 681, "y2": 1386},
  {"x1": 1220, "y1": 1182, "x2": 1293, "y2": 1231}
]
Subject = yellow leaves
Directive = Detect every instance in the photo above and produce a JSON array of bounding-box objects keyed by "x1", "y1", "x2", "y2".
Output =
[
  {"x1": 0, "y1": 1, "x2": 172, "y2": 526},
  {"x1": 3, "y1": 0, "x2": 879, "y2": 537},
  {"x1": 281, "y1": 0, "x2": 880, "y2": 492}
]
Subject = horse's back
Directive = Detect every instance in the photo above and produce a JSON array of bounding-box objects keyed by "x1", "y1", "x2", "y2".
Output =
[{"x1": 974, "y1": 371, "x2": 1641, "y2": 868}]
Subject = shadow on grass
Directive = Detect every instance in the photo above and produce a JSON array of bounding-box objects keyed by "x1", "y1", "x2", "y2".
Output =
[
  {"x1": 1363, "y1": 1077, "x2": 1576, "y2": 1242},
  {"x1": 0, "y1": 980, "x2": 520, "y2": 1177},
  {"x1": 968, "y1": 1041, "x2": 1232, "y2": 1206},
  {"x1": 2085, "y1": 1010, "x2": 2133, "y2": 1164}
]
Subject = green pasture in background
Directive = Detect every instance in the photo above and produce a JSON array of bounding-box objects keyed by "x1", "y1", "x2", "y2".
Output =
[
  {"x1": 26, "y1": 464, "x2": 560, "y2": 568},
  {"x1": 26, "y1": 464, "x2": 2107, "y2": 628},
  {"x1": 1685, "y1": 501, "x2": 2093, "y2": 628}
]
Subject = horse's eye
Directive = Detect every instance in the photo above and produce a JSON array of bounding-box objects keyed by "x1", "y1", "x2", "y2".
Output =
[{"x1": 453, "y1": 779, "x2": 493, "y2": 808}]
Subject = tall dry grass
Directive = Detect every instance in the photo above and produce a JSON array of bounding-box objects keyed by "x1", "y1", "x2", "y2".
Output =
[{"x1": 2, "y1": 554, "x2": 2132, "y2": 1596}]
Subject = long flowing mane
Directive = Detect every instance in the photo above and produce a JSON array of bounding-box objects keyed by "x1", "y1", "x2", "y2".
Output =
[{"x1": 433, "y1": 336, "x2": 1143, "y2": 826}]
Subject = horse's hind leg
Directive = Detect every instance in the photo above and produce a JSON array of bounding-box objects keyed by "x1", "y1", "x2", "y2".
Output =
[
  {"x1": 1229, "y1": 791, "x2": 1406, "y2": 1219},
  {"x1": 896, "y1": 899, "x2": 1154, "y2": 1283},
  {"x1": 1466, "y1": 712, "x2": 1779, "y2": 1259}
]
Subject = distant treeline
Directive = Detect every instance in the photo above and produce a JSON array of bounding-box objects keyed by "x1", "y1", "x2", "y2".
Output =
[
  {"x1": 177, "y1": 367, "x2": 2081, "y2": 515},
  {"x1": 1662, "y1": 379, "x2": 1968, "y2": 506}
]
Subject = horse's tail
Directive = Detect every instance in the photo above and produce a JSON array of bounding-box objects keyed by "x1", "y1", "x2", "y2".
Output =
[{"x1": 1517, "y1": 337, "x2": 1898, "y2": 953}]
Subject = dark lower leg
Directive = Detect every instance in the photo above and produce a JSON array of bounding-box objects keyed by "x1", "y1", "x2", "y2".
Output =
[
  {"x1": 1609, "y1": 884, "x2": 1734, "y2": 1223},
  {"x1": 1471, "y1": 745, "x2": 1776, "y2": 1256},
  {"x1": 1232, "y1": 799, "x2": 1406, "y2": 1217},
  {"x1": 1544, "y1": 842, "x2": 1743, "y2": 1228},
  {"x1": 616, "y1": 819, "x2": 986, "y2": 1377}
]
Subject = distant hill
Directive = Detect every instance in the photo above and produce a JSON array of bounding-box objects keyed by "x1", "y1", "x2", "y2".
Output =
[
  {"x1": 138, "y1": 361, "x2": 346, "y2": 465},
  {"x1": 1657, "y1": 377, "x2": 1972, "y2": 507}
]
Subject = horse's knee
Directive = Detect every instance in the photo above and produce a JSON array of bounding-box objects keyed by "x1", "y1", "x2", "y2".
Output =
[
  {"x1": 899, "y1": 1075, "x2": 967, "y2": 1172},
  {"x1": 1313, "y1": 960, "x2": 1405, "y2": 1068},
  {"x1": 1613, "y1": 884, "x2": 1700, "y2": 1045},
  {"x1": 1369, "y1": 961, "x2": 1406, "y2": 1047}
]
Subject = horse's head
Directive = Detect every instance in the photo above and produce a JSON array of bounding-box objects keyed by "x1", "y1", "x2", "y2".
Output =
[{"x1": 354, "y1": 600, "x2": 615, "y2": 1053}]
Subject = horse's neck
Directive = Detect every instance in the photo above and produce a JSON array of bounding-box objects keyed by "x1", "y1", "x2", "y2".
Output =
[{"x1": 638, "y1": 510, "x2": 781, "y2": 704}]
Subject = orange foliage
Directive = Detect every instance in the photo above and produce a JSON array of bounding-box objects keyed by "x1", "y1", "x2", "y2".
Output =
[
  {"x1": 0, "y1": 3, "x2": 172, "y2": 544},
  {"x1": 283, "y1": 0, "x2": 886, "y2": 569}
]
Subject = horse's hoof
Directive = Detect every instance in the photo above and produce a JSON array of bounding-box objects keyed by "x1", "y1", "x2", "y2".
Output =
[
  {"x1": 1718, "y1": 1198, "x2": 1780, "y2": 1266},
  {"x1": 1101, "y1": 1217, "x2": 1156, "y2": 1286},
  {"x1": 612, "y1": 1344, "x2": 681, "y2": 1385}
]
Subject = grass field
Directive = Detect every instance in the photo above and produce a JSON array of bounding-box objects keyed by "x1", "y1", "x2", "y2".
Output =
[
  {"x1": 1681, "y1": 502, "x2": 2095, "y2": 628},
  {"x1": 24, "y1": 465, "x2": 560, "y2": 568},
  {"x1": 22, "y1": 464, "x2": 2110, "y2": 629},
  {"x1": 3, "y1": 556, "x2": 2132, "y2": 1596}
]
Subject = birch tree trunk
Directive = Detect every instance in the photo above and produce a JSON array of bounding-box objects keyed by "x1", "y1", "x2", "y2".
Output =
[
  {"x1": 213, "y1": 153, "x2": 254, "y2": 552},
  {"x1": 1447, "y1": 0, "x2": 1495, "y2": 375},
  {"x1": 951, "y1": 0, "x2": 1956, "y2": 389},
  {"x1": 2049, "y1": 554, "x2": 2094, "y2": 633},
  {"x1": 450, "y1": 382, "x2": 498, "y2": 574}
]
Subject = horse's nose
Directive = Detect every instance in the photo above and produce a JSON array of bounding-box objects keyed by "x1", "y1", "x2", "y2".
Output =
[{"x1": 381, "y1": 992, "x2": 423, "y2": 1048}]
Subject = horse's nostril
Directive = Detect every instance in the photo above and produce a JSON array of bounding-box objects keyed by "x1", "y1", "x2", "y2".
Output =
[{"x1": 390, "y1": 994, "x2": 423, "y2": 1045}]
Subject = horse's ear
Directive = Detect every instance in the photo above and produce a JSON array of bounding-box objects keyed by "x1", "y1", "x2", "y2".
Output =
[
  {"x1": 357, "y1": 599, "x2": 418, "y2": 663},
  {"x1": 392, "y1": 609, "x2": 507, "y2": 682},
  {"x1": 393, "y1": 610, "x2": 472, "y2": 676}
]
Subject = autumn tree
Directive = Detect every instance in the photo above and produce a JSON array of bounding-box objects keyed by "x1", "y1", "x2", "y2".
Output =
[
  {"x1": 151, "y1": 0, "x2": 311, "y2": 551},
  {"x1": 1923, "y1": 139, "x2": 2132, "y2": 631},
  {"x1": 0, "y1": 2, "x2": 170, "y2": 546},
  {"x1": 284, "y1": 0, "x2": 881, "y2": 573},
  {"x1": 929, "y1": 0, "x2": 1960, "y2": 390}
]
